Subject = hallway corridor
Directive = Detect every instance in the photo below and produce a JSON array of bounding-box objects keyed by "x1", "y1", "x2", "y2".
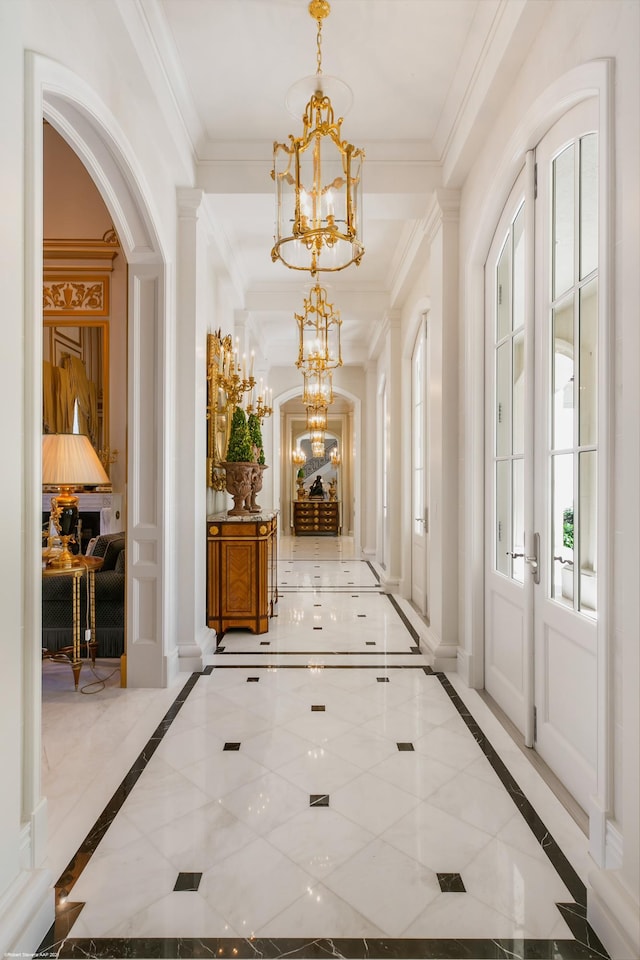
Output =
[{"x1": 38, "y1": 538, "x2": 608, "y2": 959}]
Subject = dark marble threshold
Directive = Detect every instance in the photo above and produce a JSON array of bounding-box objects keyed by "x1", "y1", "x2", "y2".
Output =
[
  {"x1": 277, "y1": 587, "x2": 382, "y2": 593},
  {"x1": 214, "y1": 649, "x2": 419, "y2": 656},
  {"x1": 34, "y1": 934, "x2": 610, "y2": 959},
  {"x1": 205, "y1": 663, "x2": 428, "y2": 669}
]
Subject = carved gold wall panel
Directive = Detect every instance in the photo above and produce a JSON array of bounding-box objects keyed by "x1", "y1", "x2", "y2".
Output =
[{"x1": 44, "y1": 275, "x2": 109, "y2": 316}]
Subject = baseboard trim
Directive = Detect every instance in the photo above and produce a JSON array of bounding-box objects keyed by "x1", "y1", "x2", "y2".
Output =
[
  {"x1": 588, "y1": 867, "x2": 640, "y2": 960},
  {"x1": 0, "y1": 867, "x2": 53, "y2": 960}
]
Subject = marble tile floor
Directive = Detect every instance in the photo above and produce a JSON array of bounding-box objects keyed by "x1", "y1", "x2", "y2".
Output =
[{"x1": 37, "y1": 537, "x2": 608, "y2": 959}]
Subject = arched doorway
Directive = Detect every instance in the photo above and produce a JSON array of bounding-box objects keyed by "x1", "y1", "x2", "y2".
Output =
[{"x1": 274, "y1": 387, "x2": 361, "y2": 553}]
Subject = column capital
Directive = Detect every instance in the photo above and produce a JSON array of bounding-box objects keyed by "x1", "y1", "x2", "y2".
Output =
[
  {"x1": 425, "y1": 188, "x2": 461, "y2": 244},
  {"x1": 176, "y1": 187, "x2": 204, "y2": 219}
]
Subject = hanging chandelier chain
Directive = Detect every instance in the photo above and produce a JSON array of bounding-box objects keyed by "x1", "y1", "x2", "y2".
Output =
[{"x1": 316, "y1": 16, "x2": 323, "y2": 75}]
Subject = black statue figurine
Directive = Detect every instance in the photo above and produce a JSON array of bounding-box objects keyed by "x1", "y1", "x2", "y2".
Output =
[{"x1": 309, "y1": 476, "x2": 325, "y2": 499}]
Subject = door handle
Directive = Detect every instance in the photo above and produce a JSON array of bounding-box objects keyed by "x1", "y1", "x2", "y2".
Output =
[
  {"x1": 506, "y1": 551, "x2": 524, "y2": 558},
  {"x1": 526, "y1": 532, "x2": 540, "y2": 584}
]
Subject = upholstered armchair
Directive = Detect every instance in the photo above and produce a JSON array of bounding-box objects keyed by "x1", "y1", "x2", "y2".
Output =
[{"x1": 42, "y1": 532, "x2": 126, "y2": 657}]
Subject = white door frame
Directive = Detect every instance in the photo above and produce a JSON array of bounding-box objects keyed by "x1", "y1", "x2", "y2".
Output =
[
  {"x1": 23, "y1": 54, "x2": 171, "y2": 877},
  {"x1": 272, "y1": 385, "x2": 362, "y2": 553},
  {"x1": 410, "y1": 314, "x2": 429, "y2": 617}
]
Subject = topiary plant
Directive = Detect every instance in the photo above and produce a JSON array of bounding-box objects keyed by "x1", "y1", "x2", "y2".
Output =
[
  {"x1": 247, "y1": 412, "x2": 265, "y2": 465},
  {"x1": 226, "y1": 406, "x2": 253, "y2": 462}
]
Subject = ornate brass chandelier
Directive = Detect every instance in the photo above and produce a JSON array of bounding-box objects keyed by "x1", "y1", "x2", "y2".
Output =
[
  {"x1": 310, "y1": 430, "x2": 326, "y2": 458},
  {"x1": 306, "y1": 407, "x2": 327, "y2": 431},
  {"x1": 271, "y1": 0, "x2": 364, "y2": 277},
  {"x1": 303, "y1": 368, "x2": 333, "y2": 409},
  {"x1": 296, "y1": 283, "x2": 342, "y2": 373}
]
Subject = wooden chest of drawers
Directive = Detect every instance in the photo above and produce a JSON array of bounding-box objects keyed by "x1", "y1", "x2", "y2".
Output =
[
  {"x1": 293, "y1": 500, "x2": 340, "y2": 535},
  {"x1": 206, "y1": 513, "x2": 278, "y2": 642}
]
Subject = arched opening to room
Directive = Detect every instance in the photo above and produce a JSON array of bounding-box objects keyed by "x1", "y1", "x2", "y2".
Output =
[
  {"x1": 41, "y1": 121, "x2": 128, "y2": 681},
  {"x1": 279, "y1": 392, "x2": 357, "y2": 542}
]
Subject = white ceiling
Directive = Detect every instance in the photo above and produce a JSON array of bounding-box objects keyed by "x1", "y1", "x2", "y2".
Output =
[{"x1": 138, "y1": 0, "x2": 531, "y2": 367}]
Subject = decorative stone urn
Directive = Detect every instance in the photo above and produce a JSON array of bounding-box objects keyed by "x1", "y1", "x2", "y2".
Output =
[
  {"x1": 247, "y1": 464, "x2": 268, "y2": 513},
  {"x1": 222, "y1": 462, "x2": 253, "y2": 516}
]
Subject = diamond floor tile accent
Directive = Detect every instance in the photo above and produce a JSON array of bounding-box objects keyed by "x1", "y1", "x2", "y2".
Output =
[{"x1": 173, "y1": 871, "x2": 203, "y2": 892}]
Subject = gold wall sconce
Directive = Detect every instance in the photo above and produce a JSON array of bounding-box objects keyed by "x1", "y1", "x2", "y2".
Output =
[{"x1": 207, "y1": 330, "x2": 256, "y2": 488}]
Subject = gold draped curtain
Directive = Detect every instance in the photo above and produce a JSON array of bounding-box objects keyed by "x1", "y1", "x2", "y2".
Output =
[{"x1": 43, "y1": 355, "x2": 98, "y2": 445}]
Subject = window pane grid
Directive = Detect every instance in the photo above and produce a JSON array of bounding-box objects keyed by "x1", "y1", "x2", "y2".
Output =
[
  {"x1": 493, "y1": 204, "x2": 525, "y2": 581},
  {"x1": 548, "y1": 132, "x2": 598, "y2": 617}
]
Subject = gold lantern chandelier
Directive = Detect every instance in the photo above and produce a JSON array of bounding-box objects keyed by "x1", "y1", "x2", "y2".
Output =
[
  {"x1": 271, "y1": 0, "x2": 365, "y2": 277},
  {"x1": 296, "y1": 283, "x2": 342, "y2": 373},
  {"x1": 303, "y1": 367, "x2": 333, "y2": 409},
  {"x1": 306, "y1": 407, "x2": 327, "y2": 431},
  {"x1": 310, "y1": 430, "x2": 326, "y2": 458}
]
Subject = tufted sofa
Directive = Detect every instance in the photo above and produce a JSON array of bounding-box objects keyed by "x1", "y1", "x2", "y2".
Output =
[{"x1": 42, "y1": 532, "x2": 126, "y2": 657}]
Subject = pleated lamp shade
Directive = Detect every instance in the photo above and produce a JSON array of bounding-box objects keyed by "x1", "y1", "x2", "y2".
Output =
[{"x1": 42, "y1": 433, "x2": 110, "y2": 487}]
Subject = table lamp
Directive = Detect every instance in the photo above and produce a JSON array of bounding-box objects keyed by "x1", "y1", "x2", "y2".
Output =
[{"x1": 42, "y1": 433, "x2": 110, "y2": 568}]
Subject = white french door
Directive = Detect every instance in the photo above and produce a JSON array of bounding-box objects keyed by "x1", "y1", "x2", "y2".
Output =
[
  {"x1": 485, "y1": 100, "x2": 600, "y2": 812},
  {"x1": 484, "y1": 172, "x2": 528, "y2": 732},
  {"x1": 381, "y1": 381, "x2": 388, "y2": 569},
  {"x1": 411, "y1": 316, "x2": 429, "y2": 616}
]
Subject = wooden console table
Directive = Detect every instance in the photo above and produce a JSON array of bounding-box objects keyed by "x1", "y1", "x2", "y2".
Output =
[
  {"x1": 293, "y1": 499, "x2": 340, "y2": 535},
  {"x1": 206, "y1": 512, "x2": 278, "y2": 643}
]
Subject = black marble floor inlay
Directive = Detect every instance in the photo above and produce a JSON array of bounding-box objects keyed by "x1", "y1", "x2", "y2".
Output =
[
  {"x1": 173, "y1": 872, "x2": 202, "y2": 892},
  {"x1": 397, "y1": 742, "x2": 414, "y2": 751},
  {"x1": 437, "y1": 872, "x2": 466, "y2": 893},
  {"x1": 377, "y1": 676, "x2": 390, "y2": 682},
  {"x1": 311, "y1": 704, "x2": 326, "y2": 711},
  {"x1": 246, "y1": 677, "x2": 259, "y2": 682},
  {"x1": 433, "y1": 670, "x2": 590, "y2": 910},
  {"x1": 366, "y1": 560, "x2": 381, "y2": 582},
  {"x1": 223, "y1": 742, "x2": 241, "y2": 751},
  {"x1": 260, "y1": 640, "x2": 270, "y2": 645},
  {"x1": 37, "y1": 934, "x2": 612, "y2": 958},
  {"x1": 365, "y1": 641, "x2": 376, "y2": 645},
  {"x1": 38, "y1": 670, "x2": 202, "y2": 947},
  {"x1": 310, "y1": 793, "x2": 330, "y2": 807},
  {"x1": 358, "y1": 614, "x2": 367, "y2": 617},
  {"x1": 313, "y1": 626, "x2": 323, "y2": 630},
  {"x1": 386, "y1": 593, "x2": 420, "y2": 642}
]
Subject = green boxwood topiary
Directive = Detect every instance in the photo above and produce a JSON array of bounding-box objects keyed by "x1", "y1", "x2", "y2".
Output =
[
  {"x1": 226, "y1": 406, "x2": 253, "y2": 462},
  {"x1": 247, "y1": 412, "x2": 265, "y2": 465}
]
